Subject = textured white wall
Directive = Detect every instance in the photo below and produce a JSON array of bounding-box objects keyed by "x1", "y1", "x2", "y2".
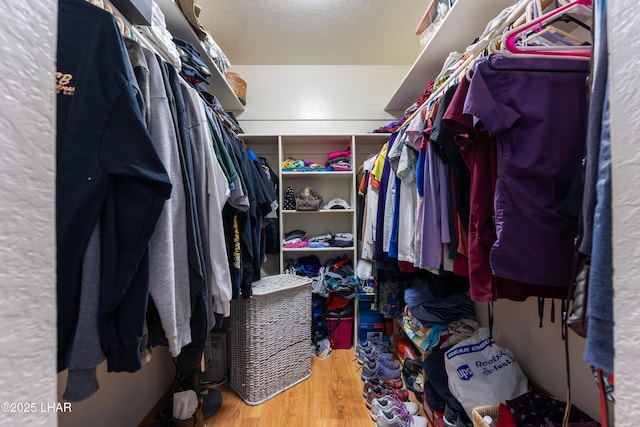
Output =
[
  {"x1": 0, "y1": 1, "x2": 58, "y2": 427},
  {"x1": 476, "y1": 301, "x2": 599, "y2": 420},
  {"x1": 609, "y1": 1, "x2": 640, "y2": 425},
  {"x1": 57, "y1": 348, "x2": 175, "y2": 427},
  {"x1": 233, "y1": 65, "x2": 407, "y2": 134}
]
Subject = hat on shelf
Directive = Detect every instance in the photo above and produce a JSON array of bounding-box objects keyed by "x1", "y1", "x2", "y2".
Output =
[{"x1": 321, "y1": 198, "x2": 351, "y2": 210}]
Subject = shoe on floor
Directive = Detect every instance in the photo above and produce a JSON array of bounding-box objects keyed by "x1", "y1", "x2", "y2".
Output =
[
  {"x1": 361, "y1": 363, "x2": 401, "y2": 382},
  {"x1": 365, "y1": 385, "x2": 388, "y2": 409},
  {"x1": 365, "y1": 383, "x2": 410, "y2": 408},
  {"x1": 358, "y1": 349, "x2": 394, "y2": 365},
  {"x1": 370, "y1": 394, "x2": 419, "y2": 422},
  {"x1": 364, "y1": 358, "x2": 401, "y2": 371},
  {"x1": 375, "y1": 405, "x2": 429, "y2": 427},
  {"x1": 357, "y1": 340, "x2": 388, "y2": 355},
  {"x1": 357, "y1": 340, "x2": 390, "y2": 359},
  {"x1": 363, "y1": 376, "x2": 403, "y2": 397}
]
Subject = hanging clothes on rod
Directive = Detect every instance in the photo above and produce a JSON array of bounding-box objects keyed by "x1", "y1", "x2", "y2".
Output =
[
  {"x1": 57, "y1": 0, "x2": 172, "y2": 378},
  {"x1": 464, "y1": 53, "x2": 589, "y2": 300},
  {"x1": 58, "y1": 0, "x2": 278, "y2": 403},
  {"x1": 359, "y1": 0, "x2": 593, "y2": 302}
]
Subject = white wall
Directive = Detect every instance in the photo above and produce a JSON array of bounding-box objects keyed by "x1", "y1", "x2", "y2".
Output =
[
  {"x1": 476, "y1": 301, "x2": 599, "y2": 420},
  {"x1": 609, "y1": 1, "x2": 640, "y2": 425},
  {"x1": 57, "y1": 348, "x2": 175, "y2": 427},
  {"x1": 232, "y1": 65, "x2": 408, "y2": 134},
  {"x1": 0, "y1": 1, "x2": 58, "y2": 427}
]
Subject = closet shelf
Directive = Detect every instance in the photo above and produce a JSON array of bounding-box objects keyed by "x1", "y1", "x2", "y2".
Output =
[
  {"x1": 282, "y1": 247, "x2": 355, "y2": 252},
  {"x1": 155, "y1": 0, "x2": 245, "y2": 112},
  {"x1": 282, "y1": 210, "x2": 355, "y2": 214},
  {"x1": 281, "y1": 171, "x2": 353, "y2": 177},
  {"x1": 385, "y1": 0, "x2": 515, "y2": 113}
]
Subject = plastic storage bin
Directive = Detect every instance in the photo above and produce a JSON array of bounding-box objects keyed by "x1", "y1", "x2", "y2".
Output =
[
  {"x1": 325, "y1": 316, "x2": 354, "y2": 349},
  {"x1": 229, "y1": 274, "x2": 312, "y2": 405}
]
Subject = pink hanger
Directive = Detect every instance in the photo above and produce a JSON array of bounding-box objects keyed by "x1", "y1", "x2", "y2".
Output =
[{"x1": 503, "y1": 0, "x2": 592, "y2": 58}]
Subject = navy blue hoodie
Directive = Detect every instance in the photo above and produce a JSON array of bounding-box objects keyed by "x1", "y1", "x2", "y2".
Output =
[{"x1": 57, "y1": 0, "x2": 172, "y2": 372}]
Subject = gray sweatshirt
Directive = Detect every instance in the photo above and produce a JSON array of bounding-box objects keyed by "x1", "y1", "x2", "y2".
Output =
[
  {"x1": 181, "y1": 82, "x2": 233, "y2": 322},
  {"x1": 63, "y1": 222, "x2": 105, "y2": 402},
  {"x1": 144, "y1": 47, "x2": 192, "y2": 356}
]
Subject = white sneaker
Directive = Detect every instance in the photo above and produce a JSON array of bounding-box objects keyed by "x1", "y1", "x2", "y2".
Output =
[
  {"x1": 375, "y1": 407, "x2": 428, "y2": 427},
  {"x1": 370, "y1": 394, "x2": 420, "y2": 421}
]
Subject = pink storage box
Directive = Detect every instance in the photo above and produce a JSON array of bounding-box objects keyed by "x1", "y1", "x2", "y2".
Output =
[{"x1": 325, "y1": 316, "x2": 354, "y2": 349}]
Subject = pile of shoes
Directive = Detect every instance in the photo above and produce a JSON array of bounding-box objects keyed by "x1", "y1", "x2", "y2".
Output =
[
  {"x1": 392, "y1": 331, "x2": 425, "y2": 404},
  {"x1": 356, "y1": 341, "x2": 429, "y2": 427}
]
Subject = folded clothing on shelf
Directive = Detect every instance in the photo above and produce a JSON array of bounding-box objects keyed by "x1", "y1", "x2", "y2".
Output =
[
  {"x1": 283, "y1": 229, "x2": 306, "y2": 241},
  {"x1": 308, "y1": 241, "x2": 330, "y2": 248},
  {"x1": 308, "y1": 233, "x2": 332, "y2": 248},
  {"x1": 333, "y1": 232, "x2": 353, "y2": 241},
  {"x1": 173, "y1": 36, "x2": 212, "y2": 84},
  {"x1": 283, "y1": 229, "x2": 308, "y2": 247},
  {"x1": 283, "y1": 238, "x2": 308, "y2": 248},
  {"x1": 327, "y1": 147, "x2": 351, "y2": 161},
  {"x1": 325, "y1": 155, "x2": 351, "y2": 171},
  {"x1": 282, "y1": 157, "x2": 305, "y2": 170},
  {"x1": 330, "y1": 240, "x2": 353, "y2": 248},
  {"x1": 329, "y1": 232, "x2": 353, "y2": 247},
  {"x1": 304, "y1": 161, "x2": 325, "y2": 169},
  {"x1": 282, "y1": 158, "x2": 326, "y2": 172},
  {"x1": 309, "y1": 233, "x2": 332, "y2": 241}
]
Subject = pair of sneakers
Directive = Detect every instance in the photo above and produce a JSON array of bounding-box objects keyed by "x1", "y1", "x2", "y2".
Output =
[
  {"x1": 365, "y1": 384, "x2": 410, "y2": 408},
  {"x1": 370, "y1": 394, "x2": 421, "y2": 423},
  {"x1": 356, "y1": 340, "x2": 390, "y2": 359},
  {"x1": 361, "y1": 361, "x2": 402, "y2": 382},
  {"x1": 374, "y1": 397, "x2": 429, "y2": 427},
  {"x1": 358, "y1": 348, "x2": 394, "y2": 365},
  {"x1": 364, "y1": 357, "x2": 401, "y2": 371},
  {"x1": 362, "y1": 376, "x2": 403, "y2": 398}
]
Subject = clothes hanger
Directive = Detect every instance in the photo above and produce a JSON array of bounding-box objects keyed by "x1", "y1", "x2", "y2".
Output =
[
  {"x1": 544, "y1": 12, "x2": 592, "y2": 32},
  {"x1": 396, "y1": 0, "x2": 535, "y2": 133},
  {"x1": 501, "y1": 0, "x2": 592, "y2": 59},
  {"x1": 90, "y1": 0, "x2": 137, "y2": 41},
  {"x1": 486, "y1": 52, "x2": 589, "y2": 72},
  {"x1": 524, "y1": 25, "x2": 585, "y2": 47}
]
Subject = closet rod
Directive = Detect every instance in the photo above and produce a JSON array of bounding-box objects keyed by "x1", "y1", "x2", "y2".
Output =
[{"x1": 397, "y1": 0, "x2": 535, "y2": 133}]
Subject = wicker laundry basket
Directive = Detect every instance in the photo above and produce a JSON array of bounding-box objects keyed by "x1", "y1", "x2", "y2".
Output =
[
  {"x1": 472, "y1": 404, "x2": 500, "y2": 427},
  {"x1": 229, "y1": 274, "x2": 312, "y2": 405}
]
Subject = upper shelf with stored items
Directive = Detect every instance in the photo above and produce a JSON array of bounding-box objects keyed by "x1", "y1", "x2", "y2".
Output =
[
  {"x1": 385, "y1": 0, "x2": 515, "y2": 113},
  {"x1": 155, "y1": 0, "x2": 245, "y2": 112}
]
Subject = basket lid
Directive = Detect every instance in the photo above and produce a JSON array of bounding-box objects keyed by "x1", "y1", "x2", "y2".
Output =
[{"x1": 251, "y1": 274, "x2": 312, "y2": 296}]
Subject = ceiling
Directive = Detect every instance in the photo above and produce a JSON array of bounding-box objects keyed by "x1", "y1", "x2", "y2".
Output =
[{"x1": 197, "y1": 0, "x2": 429, "y2": 66}]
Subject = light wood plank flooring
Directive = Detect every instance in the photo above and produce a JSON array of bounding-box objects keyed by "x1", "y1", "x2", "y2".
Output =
[{"x1": 203, "y1": 349, "x2": 421, "y2": 427}]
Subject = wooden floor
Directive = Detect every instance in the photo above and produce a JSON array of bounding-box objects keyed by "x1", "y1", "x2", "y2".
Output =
[{"x1": 204, "y1": 349, "x2": 421, "y2": 427}]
